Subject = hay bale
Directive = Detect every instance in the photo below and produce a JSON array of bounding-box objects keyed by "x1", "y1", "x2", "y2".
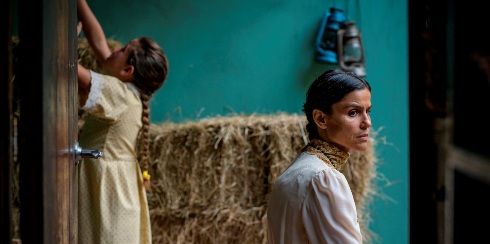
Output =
[{"x1": 148, "y1": 113, "x2": 378, "y2": 243}]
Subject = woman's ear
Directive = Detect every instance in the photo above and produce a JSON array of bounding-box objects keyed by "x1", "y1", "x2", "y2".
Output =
[{"x1": 313, "y1": 109, "x2": 328, "y2": 129}]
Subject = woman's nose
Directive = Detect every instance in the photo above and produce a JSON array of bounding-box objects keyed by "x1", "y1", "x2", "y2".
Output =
[{"x1": 361, "y1": 114, "x2": 371, "y2": 128}]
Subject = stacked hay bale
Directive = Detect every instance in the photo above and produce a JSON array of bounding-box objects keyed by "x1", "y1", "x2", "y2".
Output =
[{"x1": 147, "y1": 114, "x2": 378, "y2": 243}]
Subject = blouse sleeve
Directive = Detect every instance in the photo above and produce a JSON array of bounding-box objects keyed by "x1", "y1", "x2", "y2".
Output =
[
  {"x1": 81, "y1": 71, "x2": 131, "y2": 122},
  {"x1": 301, "y1": 169, "x2": 363, "y2": 244}
]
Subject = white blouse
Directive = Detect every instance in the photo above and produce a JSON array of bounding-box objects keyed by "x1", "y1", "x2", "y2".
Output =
[{"x1": 267, "y1": 152, "x2": 362, "y2": 244}]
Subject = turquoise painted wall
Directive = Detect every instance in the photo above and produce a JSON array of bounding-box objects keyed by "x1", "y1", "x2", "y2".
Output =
[{"x1": 89, "y1": 0, "x2": 408, "y2": 243}]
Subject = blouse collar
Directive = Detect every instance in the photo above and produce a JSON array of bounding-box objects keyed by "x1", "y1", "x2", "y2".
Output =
[
  {"x1": 302, "y1": 139, "x2": 350, "y2": 170},
  {"x1": 126, "y1": 82, "x2": 141, "y2": 97}
]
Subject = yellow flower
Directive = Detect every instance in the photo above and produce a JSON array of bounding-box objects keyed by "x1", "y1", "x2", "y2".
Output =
[{"x1": 142, "y1": 170, "x2": 151, "y2": 180}]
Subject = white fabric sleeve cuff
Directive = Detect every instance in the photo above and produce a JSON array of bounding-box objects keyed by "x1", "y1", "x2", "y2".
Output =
[{"x1": 83, "y1": 70, "x2": 104, "y2": 112}]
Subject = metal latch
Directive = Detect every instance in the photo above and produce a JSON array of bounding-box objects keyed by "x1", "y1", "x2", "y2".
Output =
[{"x1": 74, "y1": 141, "x2": 103, "y2": 162}]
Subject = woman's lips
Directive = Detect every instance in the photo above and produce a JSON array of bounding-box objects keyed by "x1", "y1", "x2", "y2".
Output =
[{"x1": 358, "y1": 134, "x2": 369, "y2": 141}]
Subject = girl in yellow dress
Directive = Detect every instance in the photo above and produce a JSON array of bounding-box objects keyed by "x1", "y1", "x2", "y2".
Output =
[{"x1": 77, "y1": 0, "x2": 169, "y2": 243}]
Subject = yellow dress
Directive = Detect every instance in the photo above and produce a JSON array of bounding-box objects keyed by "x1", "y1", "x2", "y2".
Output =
[{"x1": 78, "y1": 71, "x2": 151, "y2": 244}]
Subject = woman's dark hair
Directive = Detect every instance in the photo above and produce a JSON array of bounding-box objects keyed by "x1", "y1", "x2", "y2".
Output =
[{"x1": 303, "y1": 69, "x2": 371, "y2": 140}]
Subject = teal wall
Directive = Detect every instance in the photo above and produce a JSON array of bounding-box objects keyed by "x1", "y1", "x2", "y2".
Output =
[{"x1": 90, "y1": 0, "x2": 408, "y2": 243}]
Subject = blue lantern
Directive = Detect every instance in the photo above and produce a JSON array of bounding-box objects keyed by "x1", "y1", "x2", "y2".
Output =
[{"x1": 314, "y1": 7, "x2": 346, "y2": 64}]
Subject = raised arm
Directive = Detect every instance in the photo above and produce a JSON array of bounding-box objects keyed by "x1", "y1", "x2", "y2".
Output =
[
  {"x1": 77, "y1": 0, "x2": 111, "y2": 66},
  {"x1": 77, "y1": 63, "x2": 91, "y2": 105}
]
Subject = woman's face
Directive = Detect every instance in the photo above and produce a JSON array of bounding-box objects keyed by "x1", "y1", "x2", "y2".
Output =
[{"x1": 322, "y1": 88, "x2": 372, "y2": 152}]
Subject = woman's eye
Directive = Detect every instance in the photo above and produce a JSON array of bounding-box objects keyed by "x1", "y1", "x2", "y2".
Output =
[{"x1": 348, "y1": 110, "x2": 358, "y2": 116}]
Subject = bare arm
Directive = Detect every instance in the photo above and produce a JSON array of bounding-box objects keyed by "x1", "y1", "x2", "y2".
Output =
[
  {"x1": 78, "y1": 63, "x2": 91, "y2": 104},
  {"x1": 77, "y1": 0, "x2": 111, "y2": 67}
]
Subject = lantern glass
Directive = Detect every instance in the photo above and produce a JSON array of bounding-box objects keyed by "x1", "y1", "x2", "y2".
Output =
[
  {"x1": 314, "y1": 8, "x2": 346, "y2": 64},
  {"x1": 337, "y1": 21, "x2": 366, "y2": 77}
]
